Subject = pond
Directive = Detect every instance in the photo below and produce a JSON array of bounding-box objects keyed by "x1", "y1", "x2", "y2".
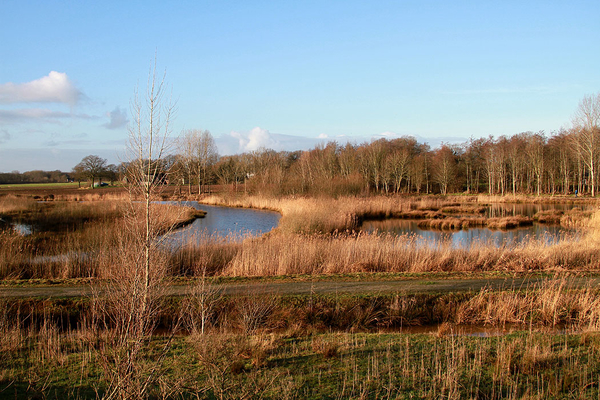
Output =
[
  {"x1": 361, "y1": 219, "x2": 574, "y2": 249},
  {"x1": 361, "y1": 203, "x2": 587, "y2": 249},
  {"x1": 166, "y1": 202, "x2": 281, "y2": 242}
]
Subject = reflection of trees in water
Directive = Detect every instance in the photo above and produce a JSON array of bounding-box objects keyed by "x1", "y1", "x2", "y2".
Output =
[
  {"x1": 485, "y1": 203, "x2": 589, "y2": 218},
  {"x1": 361, "y1": 217, "x2": 571, "y2": 249}
]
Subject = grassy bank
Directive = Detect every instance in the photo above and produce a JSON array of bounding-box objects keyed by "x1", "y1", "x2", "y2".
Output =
[
  {"x1": 3, "y1": 277, "x2": 600, "y2": 334},
  {"x1": 2, "y1": 277, "x2": 600, "y2": 398},
  {"x1": 2, "y1": 324, "x2": 600, "y2": 398}
]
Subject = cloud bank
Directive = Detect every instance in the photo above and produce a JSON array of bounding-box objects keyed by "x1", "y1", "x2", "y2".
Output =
[{"x1": 0, "y1": 71, "x2": 84, "y2": 106}]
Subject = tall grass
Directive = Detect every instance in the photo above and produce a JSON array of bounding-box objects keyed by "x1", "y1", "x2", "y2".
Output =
[
  {"x1": 2, "y1": 193, "x2": 599, "y2": 280},
  {"x1": 220, "y1": 231, "x2": 599, "y2": 276},
  {"x1": 3, "y1": 314, "x2": 600, "y2": 398},
  {"x1": 0, "y1": 199, "x2": 203, "y2": 279},
  {"x1": 456, "y1": 278, "x2": 600, "y2": 330},
  {"x1": 201, "y1": 194, "x2": 597, "y2": 233}
]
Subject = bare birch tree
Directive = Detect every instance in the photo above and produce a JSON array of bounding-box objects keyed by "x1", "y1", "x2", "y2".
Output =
[{"x1": 94, "y1": 58, "x2": 180, "y2": 400}]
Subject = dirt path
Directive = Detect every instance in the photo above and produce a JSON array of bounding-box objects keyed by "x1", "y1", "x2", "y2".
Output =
[{"x1": 1, "y1": 276, "x2": 598, "y2": 298}]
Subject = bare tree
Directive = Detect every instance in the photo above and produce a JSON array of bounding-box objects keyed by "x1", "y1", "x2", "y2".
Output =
[
  {"x1": 74, "y1": 155, "x2": 107, "y2": 188},
  {"x1": 572, "y1": 93, "x2": 600, "y2": 196},
  {"x1": 95, "y1": 58, "x2": 179, "y2": 400},
  {"x1": 432, "y1": 144, "x2": 457, "y2": 195},
  {"x1": 180, "y1": 129, "x2": 218, "y2": 195}
]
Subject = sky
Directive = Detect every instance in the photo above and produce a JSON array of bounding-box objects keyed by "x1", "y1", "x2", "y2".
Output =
[{"x1": 1, "y1": 0, "x2": 599, "y2": 173}]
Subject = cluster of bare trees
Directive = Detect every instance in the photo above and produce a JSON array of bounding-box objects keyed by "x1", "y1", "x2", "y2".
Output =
[
  {"x1": 76, "y1": 93, "x2": 600, "y2": 198},
  {"x1": 202, "y1": 94, "x2": 600, "y2": 197},
  {"x1": 0, "y1": 169, "x2": 70, "y2": 184}
]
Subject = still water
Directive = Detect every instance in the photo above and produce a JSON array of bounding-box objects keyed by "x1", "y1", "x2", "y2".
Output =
[
  {"x1": 361, "y1": 219, "x2": 573, "y2": 249},
  {"x1": 167, "y1": 202, "x2": 280, "y2": 242}
]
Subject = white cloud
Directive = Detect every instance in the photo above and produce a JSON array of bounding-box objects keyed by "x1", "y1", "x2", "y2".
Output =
[
  {"x1": 375, "y1": 131, "x2": 400, "y2": 139},
  {"x1": 102, "y1": 106, "x2": 128, "y2": 130},
  {"x1": 227, "y1": 127, "x2": 280, "y2": 153},
  {"x1": 217, "y1": 127, "x2": 327, "y2": 155},
  {"x1": 0, "y1": 71, "x2": 84, "y2": 106}
]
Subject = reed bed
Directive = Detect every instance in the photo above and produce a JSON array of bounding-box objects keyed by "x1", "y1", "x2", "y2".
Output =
[
  {"x1": 202, "y1": 194, "x2": 595, "y2": 234},
  {"x1": 218, "y1": 231, "x2": 599, "y2": 277},
  {"x1": 416, "y1": 216, "x2": 533, "y2": 230},
  {"x1": 456, "y1": 278, "x2": 600, "y2": 330},
  {"x1": 0, "y1": 199, "x2": 203, "y2": 279},
  {"x1": 2, "y1": 193, "x2": 599, "y2": 280}
]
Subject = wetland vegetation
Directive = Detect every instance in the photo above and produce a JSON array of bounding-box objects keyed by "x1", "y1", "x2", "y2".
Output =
[
  {"x1": 2, "y1": 186, "x2": 600, "y2": 398},
  {"x1": 2, "y1": 92, "x2": 600, "y2": 397}
]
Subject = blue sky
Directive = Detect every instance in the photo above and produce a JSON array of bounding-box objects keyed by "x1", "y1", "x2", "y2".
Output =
[{"x1": 1, "y1": 0, "x2": 598, "y2": 172}]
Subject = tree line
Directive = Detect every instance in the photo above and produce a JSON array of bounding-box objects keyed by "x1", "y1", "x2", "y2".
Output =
[
  {"x1": 0, "y1": 170, "x2": 71, "y2": 184},
  {"x1": 63, "y1": 92, "x2": 600, "y2": 197},
  {"x1": 162, "y1": 93, "x2": 600, "y2": 197}
]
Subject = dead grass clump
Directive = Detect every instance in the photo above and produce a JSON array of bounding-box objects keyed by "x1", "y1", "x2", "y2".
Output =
[
  {"x1": 486, "y1": 216, "x2": 533, "y2": 229},
  {"x1": 0, "y1": 194, "x2": 38, "y2": 215},
  {"x1": 456, "y1": 278, "x2": 600, "y2": 328},
  {"x1": 440, "y1": 205, "x2": 487, "y2": 214},
  {"x1": 311, "y1": 336, "x2": 339, "y2": 358}
]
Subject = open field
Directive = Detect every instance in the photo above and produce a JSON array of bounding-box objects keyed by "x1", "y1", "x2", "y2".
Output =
[
  {"x1": 0, "y1": 182, "x2": 83, "y2": 189},
  {"x1": 3, "y1": 328, "x2": 600, "y2": 399}
]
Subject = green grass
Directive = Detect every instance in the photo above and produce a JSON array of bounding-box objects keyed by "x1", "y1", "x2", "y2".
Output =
[
  {"x1": 2, "y1": 330, "x2": 600, "y2": 399},
  {"x1": 0, "y1": 182, "x2": 82, "y2": 189}
]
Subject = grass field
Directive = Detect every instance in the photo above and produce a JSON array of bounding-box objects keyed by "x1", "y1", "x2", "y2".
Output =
[{"x1": 0, "y1": 182, "x2": 84, "y2": 189}]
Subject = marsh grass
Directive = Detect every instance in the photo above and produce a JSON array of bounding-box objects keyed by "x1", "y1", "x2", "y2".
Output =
[
  {"x1": 2, "y1": 193, "x2": 599, "y2": 279},
  {"x1": 220, "y1": 230, "x2": 598, "y2": 276},
  {"x1": 0, "y1": 198, "x2": 203, "y2": 279},
  {"x1": 201, "y1": 194, "x2": 596, "y2": 233},
  {"x1": 456, "y1": 278, "x2": 600, "y2": 330}
]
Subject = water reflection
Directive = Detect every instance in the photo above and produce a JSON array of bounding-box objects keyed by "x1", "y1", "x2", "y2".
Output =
[
  {"x1": 166, "y1": 202, "x2": 280, "y2": 242},
  {"x1": 361, "y1": 219, "x2": 574, "y2": 249},
  {"x1": 12, "y1": 223, "x2": 32, "y2": 236},
  {"x1": 485, "y1": 203, "x2": 589, "y2": 218}
]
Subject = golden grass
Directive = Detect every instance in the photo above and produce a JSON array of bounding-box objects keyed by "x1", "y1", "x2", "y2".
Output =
[
  {"x1": 456, "y1": 277, "x2": 600, "y2": 329},
  {"x1": 2, "y1": 192, "x2": 600, "y2": 280},
  {"x1": 0, "y1": 194, "x2": 38, "y2": 214},
  {"x1": 217, "y1": 230, "x2": 599, "y2": 277},
  {"x1": 190, "y1": 194, "x2": 600, "y2": 277},
  {"x1": 0, "y1": 198, "x2": 205, "y2": 279}
]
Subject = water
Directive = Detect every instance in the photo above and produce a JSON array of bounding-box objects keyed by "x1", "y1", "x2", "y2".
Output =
[
  {"x1": 484, "y1": 203, "x2": 591, "y2": 218},
  {"x1": 361, "y1": 202, "x2": 585, "y2": 249},
  {"x1": 12, "y1": 223, "x2": 33, "y2": 236},
  {"x1": 166, "y1": 202, "x2": 280, "y2": 242},
  {"x1": 361, "y1": 219, "x2": 572, "y2": 248}
]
